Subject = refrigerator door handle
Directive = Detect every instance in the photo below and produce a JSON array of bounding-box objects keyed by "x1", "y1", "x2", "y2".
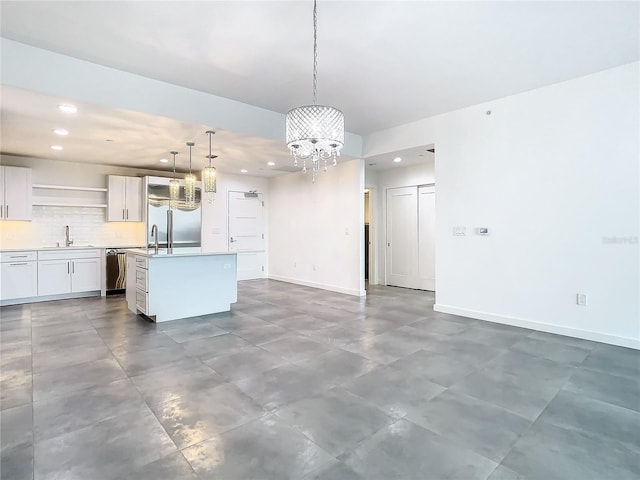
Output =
[{"x1": 166, "y1": 209, "x2": 174, "y2": 253}]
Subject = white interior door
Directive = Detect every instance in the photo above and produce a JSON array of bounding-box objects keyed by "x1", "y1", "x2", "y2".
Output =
[
  {"x1": 386, "y1": 186, "x2": 417, "y2": 288},
  {"x1": 228, "y1": 191, "x2": 265, "y2": 280},
  {"x1": 418, "y1": 185, "x2": 436, "y2": 291}
]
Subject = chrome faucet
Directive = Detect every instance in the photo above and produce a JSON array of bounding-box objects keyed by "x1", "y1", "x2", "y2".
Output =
[
  {"x1": 64, "y1": 225, "x2": 73, "y2": 247},
  {"x1": 150, "y1": 224, "x2": 159, "y2": 254}
]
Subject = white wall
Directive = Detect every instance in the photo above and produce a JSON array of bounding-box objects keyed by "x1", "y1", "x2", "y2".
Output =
[
  {"x1": 374, "y1": 160, "x2": 435, "y2": 189},
  {"x1": 201, "y1": 172, "x2": 269, "y2": 254},
  {"x1": 364, "y1": 62, "x2": 640, "y2": 348},
  {"x1": 0, "y1": 155, "x2": 165, "y2": 248},
  {"x1": 268, "y1": 159, "x2": 365, "y2": 296}
]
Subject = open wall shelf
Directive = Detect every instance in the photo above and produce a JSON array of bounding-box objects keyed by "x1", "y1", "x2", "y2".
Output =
[{"x1": 32, "y1": 184, "x2": 108, "y2": 208}]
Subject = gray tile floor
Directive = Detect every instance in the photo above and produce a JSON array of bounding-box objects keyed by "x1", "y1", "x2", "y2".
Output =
[{"x1": 1, "y1": 280, "x2": 639, "y2": 480}]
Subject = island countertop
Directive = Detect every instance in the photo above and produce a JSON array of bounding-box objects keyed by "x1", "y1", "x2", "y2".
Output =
[{"x1": 125, "y1": 247, "x2": 237, "y2": 258}]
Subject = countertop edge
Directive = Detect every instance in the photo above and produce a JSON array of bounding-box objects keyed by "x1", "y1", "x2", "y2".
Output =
[
  {"x1": 0, "y1": 245, "x2": 146, "y2": 253},
  {"x1": 125, "y1": 248, "x2": 237, "y2": 258}
]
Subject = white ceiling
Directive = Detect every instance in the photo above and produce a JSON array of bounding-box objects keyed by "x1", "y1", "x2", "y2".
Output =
[
  {"x1": 365, "y1": 145, "x2": 434, "y2": 172},
  {"x1": 0, "y1": 85, "x2": 303, "y2": 176},
  {"x1": 0, "y1": 1, "x2": 638, "y2": 174}
]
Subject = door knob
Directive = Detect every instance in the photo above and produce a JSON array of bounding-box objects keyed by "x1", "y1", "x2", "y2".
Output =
[{"x1": 230, "y1": 237, "x2": 237, "y2": 243}]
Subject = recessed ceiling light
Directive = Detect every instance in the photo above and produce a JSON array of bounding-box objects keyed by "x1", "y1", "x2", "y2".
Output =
[
  {"x1": 241, "y1": 169, "x2": 248, "y2": 173},
  {"x1": 52, "y1": 128, "x2": 68, "y2": 136},
  {"x1": 57, "y1": 104, "x2": 77, "y2": 114},
  {"x1": 159, "y1": 158, "x2": 168, "y2": 163},
  {"x1": 393, "y1": 157, "x2": 402, "y2": 163},
  {"x1": 50, "y1": 145, "x2": 63, "y2": 151},
  {"x1": 267, "y1": 161, "x2": 275, "y2": 166}
]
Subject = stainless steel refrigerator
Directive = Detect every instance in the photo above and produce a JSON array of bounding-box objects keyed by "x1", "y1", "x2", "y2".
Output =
[{"x1": 145, "y1": 176, "x2": 201, "y2": 248}]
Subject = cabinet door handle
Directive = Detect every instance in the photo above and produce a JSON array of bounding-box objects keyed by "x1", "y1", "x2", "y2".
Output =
[
  {"x1": 72, "y1": 261, "x2": 75, "y2": 274},
  {"x1": 126, "y1": 209, "x2": 128, "y2": 220},
  {"x1": 5, "y1": 205, "x2": 8, "y2": 218},
  {"x1": 9, "y1": 262, "x2": 28, "y2": 266},
  {"x1": 68, "y1": 261, "x2": 70, "y2": 274},
  {"x1": 122, "y1": 208, "x2": 125, "y2": 220},
  {"x1": 0, "y1": 204, "x2": 3, "y2": 218},
  {"x1": 9, "y1": 255, "x2": 28, "y2": 259}
]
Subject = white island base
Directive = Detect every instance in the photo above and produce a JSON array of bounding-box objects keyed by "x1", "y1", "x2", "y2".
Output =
[{"x1": 126, "y1": 249, "x2": 237, "y2": 323}]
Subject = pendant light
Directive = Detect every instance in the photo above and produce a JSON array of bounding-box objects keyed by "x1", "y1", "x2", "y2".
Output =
[
  {"x1": 285, "y1": 0, "x2": 344, "y2": 183},
  {"x1": 184, "y1": 142, "x2": 196, "y2": 206},
  {"x1": 203, "y1": 130, "x2": 217, "y2": 204},
  {"x1": 169, "y1": 151, "x2": 180, "y2": 206}
]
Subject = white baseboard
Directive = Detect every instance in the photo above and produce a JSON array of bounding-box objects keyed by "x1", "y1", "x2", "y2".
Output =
[
  {"x1": 434, "y1": 304, "x2": 640, "y2": 350},
  {"x1": 268, "y1": 275, "x2": 365, "y2": 297},
  {"x1": 1, "y1": 290, "x2": 100, "y2": 307}
]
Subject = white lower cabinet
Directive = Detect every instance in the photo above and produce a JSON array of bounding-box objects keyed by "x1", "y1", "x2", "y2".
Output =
[
  {"x1": 0, "y1": 251, "x2": 38, "y2": 300},
  {"x1": 37, "y1": 259, "x2": 72, "y2": 296},
  {"x1": 71, "y1": 258, "x2": 101, "y2": 292},
  {"x1": 125, "y1": 253, "x2": 137, "y2": 313},
  {"x1": 37, "y1": 249, "x2": 101, "y2": 296}
]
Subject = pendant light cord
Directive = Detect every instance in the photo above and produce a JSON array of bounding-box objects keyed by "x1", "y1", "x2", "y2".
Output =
[
  {"x1": 312, "y1": 0, "x2": 318, "y2": 105},
  {"x1": 207, "y1": 131, "x2": 215, "y2": 168},
  {"x1": 171, "y1": 151, "x2": 177, "y2": 178},
  {"x1": 186, "y1": 142, "x2": 194, "y2": 173}
]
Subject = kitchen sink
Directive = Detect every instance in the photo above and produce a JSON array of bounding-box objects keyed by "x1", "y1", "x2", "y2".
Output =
[{"x1": 41, "y1": 244, "x2": 95, "y2": 248}]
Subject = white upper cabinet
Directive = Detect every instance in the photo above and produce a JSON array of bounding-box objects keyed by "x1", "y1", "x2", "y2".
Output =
[
  {"x1": 0, "y1": 166, "x2": 32, "y2": 221},
  {"x1": 107, "y1": 175, "x2": 142, "y2": 222}
]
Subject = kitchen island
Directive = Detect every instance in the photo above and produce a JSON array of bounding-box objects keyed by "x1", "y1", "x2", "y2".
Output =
[{"x1": 125, "y1": 248, "x2": 237, "y2": 322}]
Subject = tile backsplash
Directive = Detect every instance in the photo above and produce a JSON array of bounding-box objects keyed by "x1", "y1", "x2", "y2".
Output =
[{"x1": 0, "y1": 206, "x2": 145, "y2": 249}]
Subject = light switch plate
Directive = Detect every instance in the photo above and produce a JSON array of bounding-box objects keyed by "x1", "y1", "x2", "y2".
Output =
[{"x1": 576, "y1": 293, "x2": 588, "y2": 306}]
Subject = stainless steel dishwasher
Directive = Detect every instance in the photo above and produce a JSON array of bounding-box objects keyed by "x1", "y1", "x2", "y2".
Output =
[{"x1": 105, "y1": 248, "x2": 127, "y2": 295}]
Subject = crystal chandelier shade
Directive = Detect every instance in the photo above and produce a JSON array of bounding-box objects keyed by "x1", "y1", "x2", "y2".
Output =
[
  {"x1": 203, "y1": 130, "x2": 217, "y2": 204},
  {"x1": 285, "y1": 0, "x2": 344, "y2": 183},
  {"x1": 169, "y1": 151, "x2": 180, "y2": 206},
  {"x1": 185, "y1": 142, "x2": 197, "y2": 207},
  {"x1": 203, "y1": 166, "x2": 216, "y2": 192}
]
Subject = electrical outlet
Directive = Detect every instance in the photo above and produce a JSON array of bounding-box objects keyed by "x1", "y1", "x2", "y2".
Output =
[
  {"x1": 453, "y1": 226, "x2": 466, "y2": 236},
  {"x1": 576, "y1": 293, "x2": 588, "y2": 306}
]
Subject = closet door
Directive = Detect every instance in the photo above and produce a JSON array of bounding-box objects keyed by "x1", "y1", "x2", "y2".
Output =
[
  {"x1": 385, "y1": 186, "x2": 417, "y2": 288},
  {"x1": 385, "y1": 184, "x2": 436, "y2": 291},
  {"x1": 418, "y1": 185, "x2": 436, "y2": 291}
]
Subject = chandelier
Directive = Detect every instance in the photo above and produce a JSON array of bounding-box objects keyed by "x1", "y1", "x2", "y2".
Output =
[
  {"x1": 203, "y1": 130, "x2": 217, "y2": 204},
  {"x1": 184, "y1": 141, "x2": 197, "y2": 206},
  {"x1": 169, "y1": 151, "x2": 180, "y2": 206},
  {"x1": 285, "y1": 0, "x2": 344, "y2": 183}
]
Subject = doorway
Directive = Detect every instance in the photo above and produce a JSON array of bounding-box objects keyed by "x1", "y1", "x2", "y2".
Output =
[
  {"x1": 364, "y1": 187, "x2": 375, "y2": 287},
  {"x1": 228, "y1": 190, "x2": 265, "y2": 280}
]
